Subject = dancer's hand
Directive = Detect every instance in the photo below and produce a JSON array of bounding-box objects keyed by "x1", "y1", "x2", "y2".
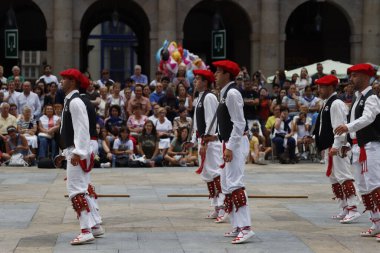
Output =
[
  {"x1": 199, "y1": 145, "x2": 207, "y2": 157},
  {"x1": 329, "y1": 148, "x2": 338, "y2": 156},
  {"x1": 334, "y1": 125, "x2": 348, "y2": 135},
  {"x1": 71, "y1": 154, "x2": 80, "y2": 166},
  {"x1": 224, "y1": 148, "x2": 233, "y2": 163}
]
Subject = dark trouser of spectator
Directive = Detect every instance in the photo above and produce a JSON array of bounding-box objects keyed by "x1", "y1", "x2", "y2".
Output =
[
  {"x1": 0, "y1": 137, "x2": 6, "y2": 153},
  {"x1": 272, "y1": 136, "x2": 296, "y2": 163},
  {"x1": 38, "y1": 136, "x2": 57, "y2": 159}
]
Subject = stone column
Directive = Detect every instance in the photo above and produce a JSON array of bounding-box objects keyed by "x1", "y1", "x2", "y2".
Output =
[
  {"x1": 361, "y1": 0, "x2": 380, "y2": 63},
  {"x1": 158, "y1": 0, "x2": 177, "y2": 44},
  {"x1": 350, "y1": 34, "x2": 362, "y2": 64},
  {"x1": 259, "y1": 0, "x2": 280, "y2": 77},
  {"x1": 150, "y1": 31, "x2": 159, "y2": 79},
  {"x1": 53, "y1": 0, "x2": 73, "y2": 71},
  {"x1": 250, "y1": 33, "x2": 260, "y2": 75}
]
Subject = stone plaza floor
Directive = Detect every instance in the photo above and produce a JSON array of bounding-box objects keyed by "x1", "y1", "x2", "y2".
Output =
[{"x1": 0, "y1": 162, "x2": 379, "y2": 253}]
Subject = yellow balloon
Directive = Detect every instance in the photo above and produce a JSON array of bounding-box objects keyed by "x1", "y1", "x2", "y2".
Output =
[{"x1": 172, "y1": 51, "x2": 182, "y2": 64}]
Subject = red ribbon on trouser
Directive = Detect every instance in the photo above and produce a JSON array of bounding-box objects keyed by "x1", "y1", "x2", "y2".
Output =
[
  {"x1": 352, "y1": 139, "x2": 368, "y2": 174},
  {"x1": 79, "y1": 153, "x2": 95, "y2": 173},
  {"x1": 219, "y1": 142, "x2": 226, "y2": 169},
  {"x1": 195, "y1": 138, "x2": 206, "y2": 174},
  {"x1": 326, "y1": 148, "x2": 333, "y2": 177}
]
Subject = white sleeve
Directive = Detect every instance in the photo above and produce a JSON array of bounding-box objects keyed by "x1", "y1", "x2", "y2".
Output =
[
  {"x1": 331, "y1": 100, "x2": 348, "y2": 149},
  {"x1": 225, "y1": 89, "x2": 246, "y2": 150},
  {"x1": 347, "y1": 95, "x2": 380, "y2": 133},
  {"x1": 70, "y1": 97, "x2": 91, "y2": 159}
]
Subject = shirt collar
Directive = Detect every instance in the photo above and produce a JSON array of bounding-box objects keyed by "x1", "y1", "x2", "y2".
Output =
[
  {"x1": 355, "y1": 86, "x2": 372, "y2": 98},
  {"x1": 64, "y1": 90, "x2": 79, "y2": 101},
  {"x1": 220, "y1": 81, "x2": 235, "y2": 99},
  {"x1": 323, "y1": 92, "x2": 337, "y2": 104}
]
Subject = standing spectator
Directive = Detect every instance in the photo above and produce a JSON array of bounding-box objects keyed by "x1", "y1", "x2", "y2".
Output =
[
  {"x1": 2, "y1": 126, "x2": 35, "y2": 165},
  {"x1": 7, "y1": 66, "x2": 25, "y2": 83},
  {"x1": 127, "y1": 84, "x2": 151, "y2": 116},
  {"x1": 241, "y1": 79, "x2": 259, "y2": 131},
  {"x1": 176, "y1": 83, "x2": 193, "y2": 112},
  {"x1": 16, "y1": 81, "x2": 41, "y2": 118},
  {"x1": 338, "y1": 83, "x2": 355, "y2": 105},
  {"x1": 173, "y1": 64, "x2": 191, "y2": 90},
  {"x1": 138, "y1": 120, "x2": 163, "y2": 166},
  {"x1": 295, "y1": 67, "x2": 312, "y2": 95},
  {"x1": 44, "y1": 82, "x2": 59, "y2": 106},
  {"x1": 38, "y1": 104, "x2": 60, "y2": 160},
  {"x1": 0, "y1": 65, "x2": 7, "y2": 84},
  {"x1": 127, "y1": 103, "x2": 147, "y2": 138},
  {"x1": 272, "y1": 69, "x2": 286, "y2": 88},
  {"x1": 97, "y1": 86, "x2": 108, "y2": 119},
  {"x1": 96, "y1": 69, "x2": 114, "y2": 88},
  {"x1": 311, "y1": 62, "x2": 326, "y2": 86},
  {"x1": 149, "y1": 82, "x2": 165, "y2": 106},
  {"x1": 0, "y1": 103, "x2": 17, "y2": 152},
  {"x1": 17, "y1": 106, "x2": 38, "y2": 154},
  {"x1": 158, "y1": 86, "x2": 179, "y2": 122},
  {"x1": 299, "y1": 85, "x2": 321, "y2": 118},
  {"x1": 372, "y1": 80, "x2": 380, "y2": 96},
  {"x1": 37, "y1": 65, "x2": 59, "y2": 85},
  {"x1": 4, "y1": 80, "x2": 20, "y2": 105},
  {"x1": 149, "y1": 70, "x2": 163, "y2": 88},
  {"x1": 173, "y1": 106, "x2": 192, "y2": 133},
  {"x1": 34, "y1": 86, "x2": 45, "y2": 114},
  {"x1": 258, "y1": 88, "x2": 271, "y2": 127},
  {"x1": 270, "y1": 88, "x2": 286, "y2": 112},
  {"x1": 282, "y1": 84, "x2": 300, "y2": 117},
  {"x1": 83, "y1": 81, "x2": 101, "y2": 107},
  {"x1": 131, "y1": 65, "x2": 148, "y2": 85}
]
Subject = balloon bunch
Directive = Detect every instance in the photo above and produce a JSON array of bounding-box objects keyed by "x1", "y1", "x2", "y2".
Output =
[{"x1": 156, "y1": 40, "x2": 207, "y2": 82}]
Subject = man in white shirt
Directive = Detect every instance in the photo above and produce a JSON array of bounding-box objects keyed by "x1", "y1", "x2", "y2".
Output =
[
  {"x1": 37, "y1": 65, "x2": 59, "y2": 85},
  {"x1": 4, "y1": 80, "x2": 20, "y2": 104},
  {"x1": 16, "y1": 81, "x2": 41, "y2": 118},
  {"x1": 313, "y1": 75, "x2": 360, "y2": 224},
  {"x1": 214, "y1": 60, "x2": 254, "y2": 244},
  {"x1": 335, "y1": 63, "x2": 380, "y2": 241}
]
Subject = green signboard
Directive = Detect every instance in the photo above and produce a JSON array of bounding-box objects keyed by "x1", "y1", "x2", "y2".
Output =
[
  {"x1": 212, "y1": 30, "x2": 226, "y2": 59},
  {"x1": 5, "y1": 29, "x2": 18, "y2": 59}
]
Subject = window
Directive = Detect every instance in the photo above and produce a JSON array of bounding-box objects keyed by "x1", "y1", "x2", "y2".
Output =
[{"x1": 21, "y1": 51, "x2": 41, "y2": 80}]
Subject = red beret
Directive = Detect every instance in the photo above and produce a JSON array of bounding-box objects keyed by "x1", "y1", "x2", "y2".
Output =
[
  {"x1": 193, "y1": 69, "x2": 215, "y2": 84},
  {"x1": 212, "y1": 60, "x2": 240, "y2": 78},
  {"x1": 347, "y1": 63, "x2": 376, "y2": 76},
  {"x1": 315, "y1": 75, "x2": 339, "y2": 86},
  {"x1": 60, "y1": 68, "x2": 90, "y2": 89}
]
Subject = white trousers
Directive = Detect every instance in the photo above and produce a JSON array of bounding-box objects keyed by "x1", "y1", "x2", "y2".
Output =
[
  {"x1": 220, "y1": 136, "x2": 251, "y2": 228},
  {"x1": 351, "y1": 142, "x2": 380, "y2": 194},
  {"x1": 324, "y1": 150, "x2": 360, "y2": 207}
]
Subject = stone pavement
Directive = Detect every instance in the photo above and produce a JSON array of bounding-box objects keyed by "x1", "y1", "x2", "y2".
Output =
[{"x1": 0, "y1": 162, "x2": 379, "y2": 253}]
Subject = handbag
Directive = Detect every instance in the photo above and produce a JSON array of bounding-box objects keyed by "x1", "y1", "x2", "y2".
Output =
[{"x1": 8, "y1": 153, "x2": 29, "y2": 167}]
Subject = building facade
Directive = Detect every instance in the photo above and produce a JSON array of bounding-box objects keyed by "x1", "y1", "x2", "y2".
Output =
[{"x1": 0, "y1": 0, "x2": 379, "y2": 81}]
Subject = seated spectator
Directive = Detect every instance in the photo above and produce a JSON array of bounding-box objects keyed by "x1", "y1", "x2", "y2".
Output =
[
  {"x1": 177, "y1": 83, "x2": 193, "y2": 112},
  {"x1": 338, "y1": 83, "x2": 354, "y2": 106},
  {"x1": 373, "y1": 80, "x2": 380, "y2": 96},
  {"x1": 299, "y1": 85, "x2": 320, "y2": 118},
  {"x1": 131, "y1": 64, "x2": 148, "y2": 85},
  {"x1": 2, "y1": 126, "x2": 35, "y2": 165},
  {"x1": 155, "y1": 107, "x2": 173, "y2": 156},
  {"x1": 149, "y1": 82, "x2": 165, "y2": 106},
  {"x1": 295, "y1": 67, "x2": 312, "y2": 95},
  {"x1": 291, "y1": 112, "x2": 313, "y2": 160},
  {"x1": 127, "y1": 84, "x2": 151, "y2": 116},
  {"x1": 138, "y1": 120, "x2": 163, "y2": 167},
  {"x1": 143, "y1": 85, "x2": 151, "y2": 99},
  {"x1": 106, "y1": 82, "x2": 126, "y2": 120},
  {"x1": 173, "y1": 106, "x2": 192, "y2": 134},
  {"x1": 0, "y1": 102, "x2": 17, "y2": 152},
  {"x1": 17, "y1": 106, "x2": 38, "y2": 154},
  {"x1": 96, "y1": 68, "x2": 114, "y2": 88},
  {"x1": 104, "y1": 104, "x2": 125, "y2": 141},
  {"x1": 97, "y1": 86, "x2": 109, "y2": 119},
  {"x1": 149, "y1": 70, "x2": 163, "y2": 88},
  {"x1": 158, "y1": 86, "x2": 179, "y2": 122},
  {"x1": 173, "y1": 64, "x2": 191, "y2": 90},
  {"x1": 96, "y1": 126, "x2": 112, "y2": 168},
  {"x1": 148, "y1": 104, "x2": 161, "y2": 125},
  {"x1": 258, "y1": 88, "x2": 271, "y2": 128},
  {"x1": 34, "y1": 85, "x2": 45, "y2": 114},
  {"x1": 265, "y1": 105, "x2": 281, "y2": 134},
  {"x1": 164, "y1": 127, "x2": 197, "y2": 166},
  {"x1": 127, "y1": 103, "x2": 147, "y2": 138},
  {"x1": 282, "y1": 84, "x2": 300, "y2": 118},
  {"x1": 44, "y1": 82, "x2": 59, "y2": 106},
  {"x1": 270, "y1": 89, "x2": 286, "y2": 113},
  {"x1": 272, "y1": 107, "x2": 296, "y2": 164},
  {"x1": 249, "y1": 123, "x2": 271, "y2": 164},
  {"x1": 9, "y1": 103, "x2": 19, "y2": 119},
  {"x1": 38, "y1": 104, "x2": 60, "y2": 160},
  {"x1": 112, "y1": 126, "x2": 134, "y2": 167}
]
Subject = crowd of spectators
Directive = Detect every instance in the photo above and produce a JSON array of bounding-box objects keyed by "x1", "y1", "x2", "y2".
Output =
[{"x1": 0, "y1": 61, "x2": 379, "y2": 167}]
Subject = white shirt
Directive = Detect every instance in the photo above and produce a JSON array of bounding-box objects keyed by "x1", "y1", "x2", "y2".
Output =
[
  {"x1": 61, "y1": 90, "x2": 91, "y2": 159},
  {"x1": 191, "y1": 91, "x2": 219, "y2": 143},
  {"x1": 347, "y1": 86, "x2": 380, "y2": 139},
  {"x1": 5, "y1": 90, "x2": 20, "y2": 105},
  {"x1": 16, "y1": 92, "x2": 41, "y2": 117},
  {"x1": 38, "y1": 74, "x2": 59, "y2": 85},
  {"x1": 155, "y1": 118, "x2": 172, "y2": 133},
  {"x1": 219, "y1": 82, "x2": 246, "y2": 150},
  {"x1": 319, "y1": 92, "x2": 347, "y2": 149}
]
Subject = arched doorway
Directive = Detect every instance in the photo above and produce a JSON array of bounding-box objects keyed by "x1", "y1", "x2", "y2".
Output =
[
  {"x1": 80, "y1": 0, "x2": 150, "y2": 82},
  {"x1": 0, "y1": 0, "x2": 47, "y2": 77},
  {"x1": 285, "y1": 1, "x2": 351, "y2": 70},
  {"x1": 183, "y1": 0, "x2": 251, "y2": 69}
]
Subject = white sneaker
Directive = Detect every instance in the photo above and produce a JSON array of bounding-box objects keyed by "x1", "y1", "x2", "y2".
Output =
[
  {"x1": 231, "y1": 229, "x2": 255, "y2": 244},
  {"x1": 70, "y1": 232, "x2": 95, "y2": 245},
  {"x1": 224, "y1": 228, "x2": 239, "y2": 237},
  {"x1": 215, "y1": 212, "x2": 229, "y2": 223},
  {"x1": 205, "y1": 209, "x2": 218, "y2": 219},
  {"x1": 320, "y1": 159, "x2": 325, "y2": 164},
  {"x1": 360, "y1": 226, "x2": 380, "y2": 237},
  {"x1": 331, "y1": 209, "x2": 348, "y2": 220},
  {"x1": 100, "y1": 162, "x2": 111, "y2": 168},
  {"x1": 340, "y1": 211, "x2": 361, "y2": 224},
  {"x1": 92, "y1": 225, "x2": 105, "y2": 237}
]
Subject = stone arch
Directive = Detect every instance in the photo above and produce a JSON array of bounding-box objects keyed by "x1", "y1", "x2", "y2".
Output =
[
  {"x1": 284, "y1": 0, "x2": 352, "y2": 69},
  {"x1": 182, "y1": 0, "x2": 252, "y2": 69},
  {"x1": 79, "y1": 0, "x2": 151, "y2": 76}
]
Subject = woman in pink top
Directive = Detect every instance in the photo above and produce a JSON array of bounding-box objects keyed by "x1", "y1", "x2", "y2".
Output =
[{"x1": 127, "y1": 103, "x2": 147, "y2": 138}]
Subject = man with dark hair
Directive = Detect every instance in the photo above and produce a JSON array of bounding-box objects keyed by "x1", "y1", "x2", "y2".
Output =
[
  {"x1": 313, "y1": 75, "x2": 360, "y2": 224},
  {"x1": 311, "y1": 63, "x2": 326, "y2": 86},
  {"x1": 335, "y1": 63, "x2": 380, "y2": 241},
  {"x1": 59, "y1": 68, "x2": 103, "y2": 245},
  {"x1": 214, "y1": 60, "x2": 254, "y2": 244}
]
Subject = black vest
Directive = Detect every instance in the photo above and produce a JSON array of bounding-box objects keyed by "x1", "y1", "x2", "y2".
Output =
[
  {"x1": 217, "y1": 83, "x2": 246, "y2": 142},
  {"x1": 196, "y1": 91, "x2": 215, "y2": 136},
  {"x1": 80, "y1": 94, "x2": 98, "y2": 139},
  {"x1": 313, "y1": 95, "x2": 337, "y2": 151},
  {"x1": 348, "y1": 90, "x2": 380, "y2": 146}
]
